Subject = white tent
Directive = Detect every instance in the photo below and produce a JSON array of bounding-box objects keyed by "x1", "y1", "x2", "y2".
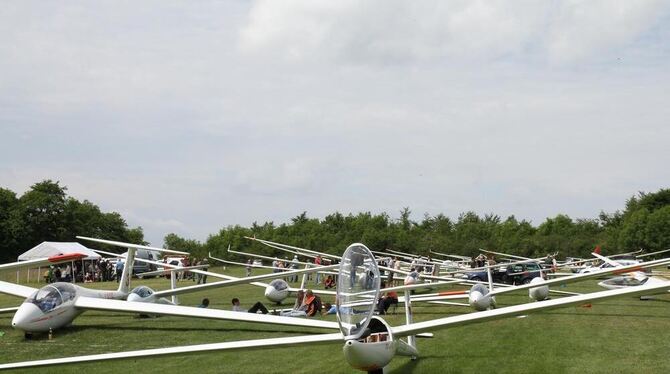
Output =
[{"x1": 17, "y1": 242, "x2": 101, "y2": 261}]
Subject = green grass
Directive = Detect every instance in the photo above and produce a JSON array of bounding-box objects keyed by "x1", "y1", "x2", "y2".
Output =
[{"x1": 1, "y1": 266, "x2": 669, "y2": 373}]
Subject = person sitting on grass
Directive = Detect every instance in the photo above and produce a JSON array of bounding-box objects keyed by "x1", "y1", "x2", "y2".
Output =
[
  {"x1": 376, "y1": 281, "x2": 398, "y2": 315},
  {"x1": 322, "y1": 302, "x2": 337, "y2": 315},
  {"x1": 324, "y1": 275, "x2": 336, "y2": 289},
  {"x1": 303, "y1": 290, "x2": 322, "y2": 317},
  {"x1": 231, "y1": 298, "x2": 269, "y2": 314}
]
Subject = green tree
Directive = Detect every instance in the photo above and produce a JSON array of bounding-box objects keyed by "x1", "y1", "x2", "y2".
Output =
[
  {"x1": 645, "y1": 206, "x2": 670, "y2": 250},
  {"x1": 0, "y1": 180, "x2": 144, "y2": 260},
  {"x1": 13, "y1": 180, "x2": 68, "y2": 250},
  {"x1": 0, "y1": 188, "x2": 19, "y2": 261}
]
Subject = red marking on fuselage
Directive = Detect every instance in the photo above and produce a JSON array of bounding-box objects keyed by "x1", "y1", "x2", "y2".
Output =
[
  {"x1": 438, "y1": 290, "x2": 467, "y2": 296},
  {"x1": 29, "y1": 309, "x2": 67, "y2": 323},
  {"x1": 614, "y1": 266, "x2": 642, "y2": 275}
]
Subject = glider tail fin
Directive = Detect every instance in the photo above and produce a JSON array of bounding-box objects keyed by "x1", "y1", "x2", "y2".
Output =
[{"x1": 117, "y1": 248, "x2": 137, "y2": 294}]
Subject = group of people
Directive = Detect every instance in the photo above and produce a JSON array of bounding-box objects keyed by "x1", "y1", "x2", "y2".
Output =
[
  {"x1": 44, "y1": 258, "x2": 121, "y2": 284},
  {"x1": 42, "y1": 256, "x2": 210, "y2": 285},
  {"x1": 263, "y1": 254, "x2": 337, "y2": 288},
  {"x1": 229, "y1": 288, "x2": 323, "y2": 318},
  {"x1": 175, "y1": 257, "x2": 209, "y2": 284},
  {"x1": 471, "y1": 254, "x2": 495, "y2": 268}
]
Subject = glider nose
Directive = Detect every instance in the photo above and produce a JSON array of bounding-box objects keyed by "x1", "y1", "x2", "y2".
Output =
[
  {"x1": 264, "y1": 285, "x2": 288, "y2": 303},
  {"x1": 127, "y1": 293, "x2": 143, "y2": 302},
  {"x1": 12, "y1": 303, "x2": 42, "y2": 331},
  {"x1": 469, "y1": 291, "x2": 490, "y2": 311},
  {"x1": 264, "y1": 286, "x2": 277, "y2": 301}
]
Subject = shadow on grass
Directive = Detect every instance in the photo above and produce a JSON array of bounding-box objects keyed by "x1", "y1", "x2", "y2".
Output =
[
  {"x1": 390, "y1": 355, "x2": 442, "y2": 373},
  {"x1": 391, "y1": 358, "x2": 420, "y2": 373}
]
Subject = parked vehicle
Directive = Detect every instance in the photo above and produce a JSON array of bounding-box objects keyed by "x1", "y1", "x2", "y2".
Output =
[{"x1": 463, "y1": 262, "x2": 543, "y2": 285}]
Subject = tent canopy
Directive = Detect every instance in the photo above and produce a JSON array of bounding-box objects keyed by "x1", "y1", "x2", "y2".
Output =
[{"x1": 17, "y1": 242, "x2": 101, "y2": 261}]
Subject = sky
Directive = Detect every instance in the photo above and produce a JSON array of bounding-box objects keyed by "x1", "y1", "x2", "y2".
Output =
[{"x1": 1, "y1": 1, "x2": 669, "y2": 246}]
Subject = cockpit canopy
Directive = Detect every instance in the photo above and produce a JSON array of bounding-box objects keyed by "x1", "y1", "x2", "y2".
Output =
[
  {"x1": 603, "y1": 276, "x2": 649, "y2": 287},
  {"x1": 269, "y1": 279, "x2": 288, "y2": 291},
  {"x1": 131, "y1": 286, "x2": 154, "y2": 298},
  {"x1": 336, "y1": 243, "x2": 380, "y2": 340},
  {"x1": 27, "y1": 283, "x2": 77, "y2": 313}
]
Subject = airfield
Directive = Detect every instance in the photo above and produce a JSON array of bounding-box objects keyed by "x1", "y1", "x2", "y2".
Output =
[{"x1": 1, "y1": 265, "x2": 668, "y2": 374}]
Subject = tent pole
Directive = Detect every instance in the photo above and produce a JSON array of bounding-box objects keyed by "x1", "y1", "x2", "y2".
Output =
[{"x1": 38, "y1": 266, "x2": 41, "y2": 283}]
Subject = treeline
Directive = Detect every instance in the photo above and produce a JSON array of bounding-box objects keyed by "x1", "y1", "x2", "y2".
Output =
[
  {"x1": 0, "y1": 180, "x2": 144, "y2": 262},
  {"x1": 171, "y1": 189, "x2": 670, "y2": 261},
  {"x1": 1, "y1": 181, "x2": 667, "y2": 263}
]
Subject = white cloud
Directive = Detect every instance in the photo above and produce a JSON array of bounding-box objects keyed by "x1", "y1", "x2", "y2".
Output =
[
  {"x1": 0, "y1": 2, "x2": 669, "y2": 245},
  {"x1": 545, "y1": 0, "x2": 668, "y2": 64},
  {"x1": 240, "y1": 0, "x2": 669, "y2": 64}
]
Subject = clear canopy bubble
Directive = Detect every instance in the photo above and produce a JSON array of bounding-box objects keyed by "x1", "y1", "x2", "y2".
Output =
[
  {"x1": 28, "y1": 283, "x2": 76, "y2": 313},
  {"x1": 336, "y1": 243, "x2": 380, "y2": 340},
  {"x1": 131, "y1": 286, "x2": 154, "y2": 298}
]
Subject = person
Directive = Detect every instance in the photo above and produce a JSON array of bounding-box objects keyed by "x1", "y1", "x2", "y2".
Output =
[
  {"x1": 245, "y1": 259, "x2": 252, "y2": 277},
  {"x1": 115, "y1": 260, "x2": 124, "y2": 282},
  {"x1": 364, "y1": 267, "x2": 375, "y2": 289},
  {"x1": 387, "y1": 262, "x2": 395, "y2": 286},
  {"x1": 303, "y1": 289, "x2": 321, "y2": 317},
  {"x1": 321, "y1": 300, "x2": 353, "y2": 315},
  {"x1": 377, "y1": 281, "x2": 398, "y2": 315},
  {"x1": 393, "y1": 257, "x2": 401, "y2": 286},
  {"x1": 188, "y1": 258, "x2": 196, "y2": 281},
  {"x1": 201, "y1": 258, "x2": 209, "y2": 284},
  {"x1": 349, "y1": 251, "x2": 364, "y2": 288},
  {"x1": 415, "y1": 258, "x2": 424, "y2": 273},
  {"x1": 324, "y1": 275, "x2": 335, "y2": 289},
  {"x1": 272, "y1": 258, "x2": 280, "y2": 273},
  {"x1": 231, "y1": 298, "x2": 269, "y2": 314},
  {"x1": 47, "y1": 266, "x2": 54, "y2": 283},
  {"x1": 54, "y1": 266, "x2": 62, "y2": 282},
  {"x1": 404, "y1": 268, "x2": 419, "y2": 285},
  {"x1": 198, "y1": 298, "x2": 210, "y2": 308},
  {"x1": 322, "y1": 302, "x2": 337, "y2": 315},
  {"x1": 195, "y1": 259, "x2": 203, "y2": 284},
  {"x1": 476, "y1": 254, "x2": 486, "y2": 268},
  {"x1": 73, "y1": 263, "x2": 80, "y2": 283},
  {"x1": 102, "y1": 260, "x2": 112, "y2": 282},
  {"x1": 64, "y1": 264, "x2": 72, "y2": 282},
  {"x1": 99, "y1": 260, "x2": 105, "y2": 281},
  {"x1": 289, "y1": 255, "x2": 299, "y2": 283},
  {"x1": 314, "y1": 255, "x2": 322, "y2": 285}
]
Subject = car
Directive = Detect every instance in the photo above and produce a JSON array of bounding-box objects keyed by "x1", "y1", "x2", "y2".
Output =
[
  {"x1": 131, "y1": 249, "x2": 161, "y2": 277},
  {"x1": 462, "y1": 262, "x2": 543, "y2": 285}
]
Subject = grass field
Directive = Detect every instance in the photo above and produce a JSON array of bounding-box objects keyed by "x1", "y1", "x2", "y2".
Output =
[{"x1": 1, "y1": 266, "x2": 669, "y2": 373}]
